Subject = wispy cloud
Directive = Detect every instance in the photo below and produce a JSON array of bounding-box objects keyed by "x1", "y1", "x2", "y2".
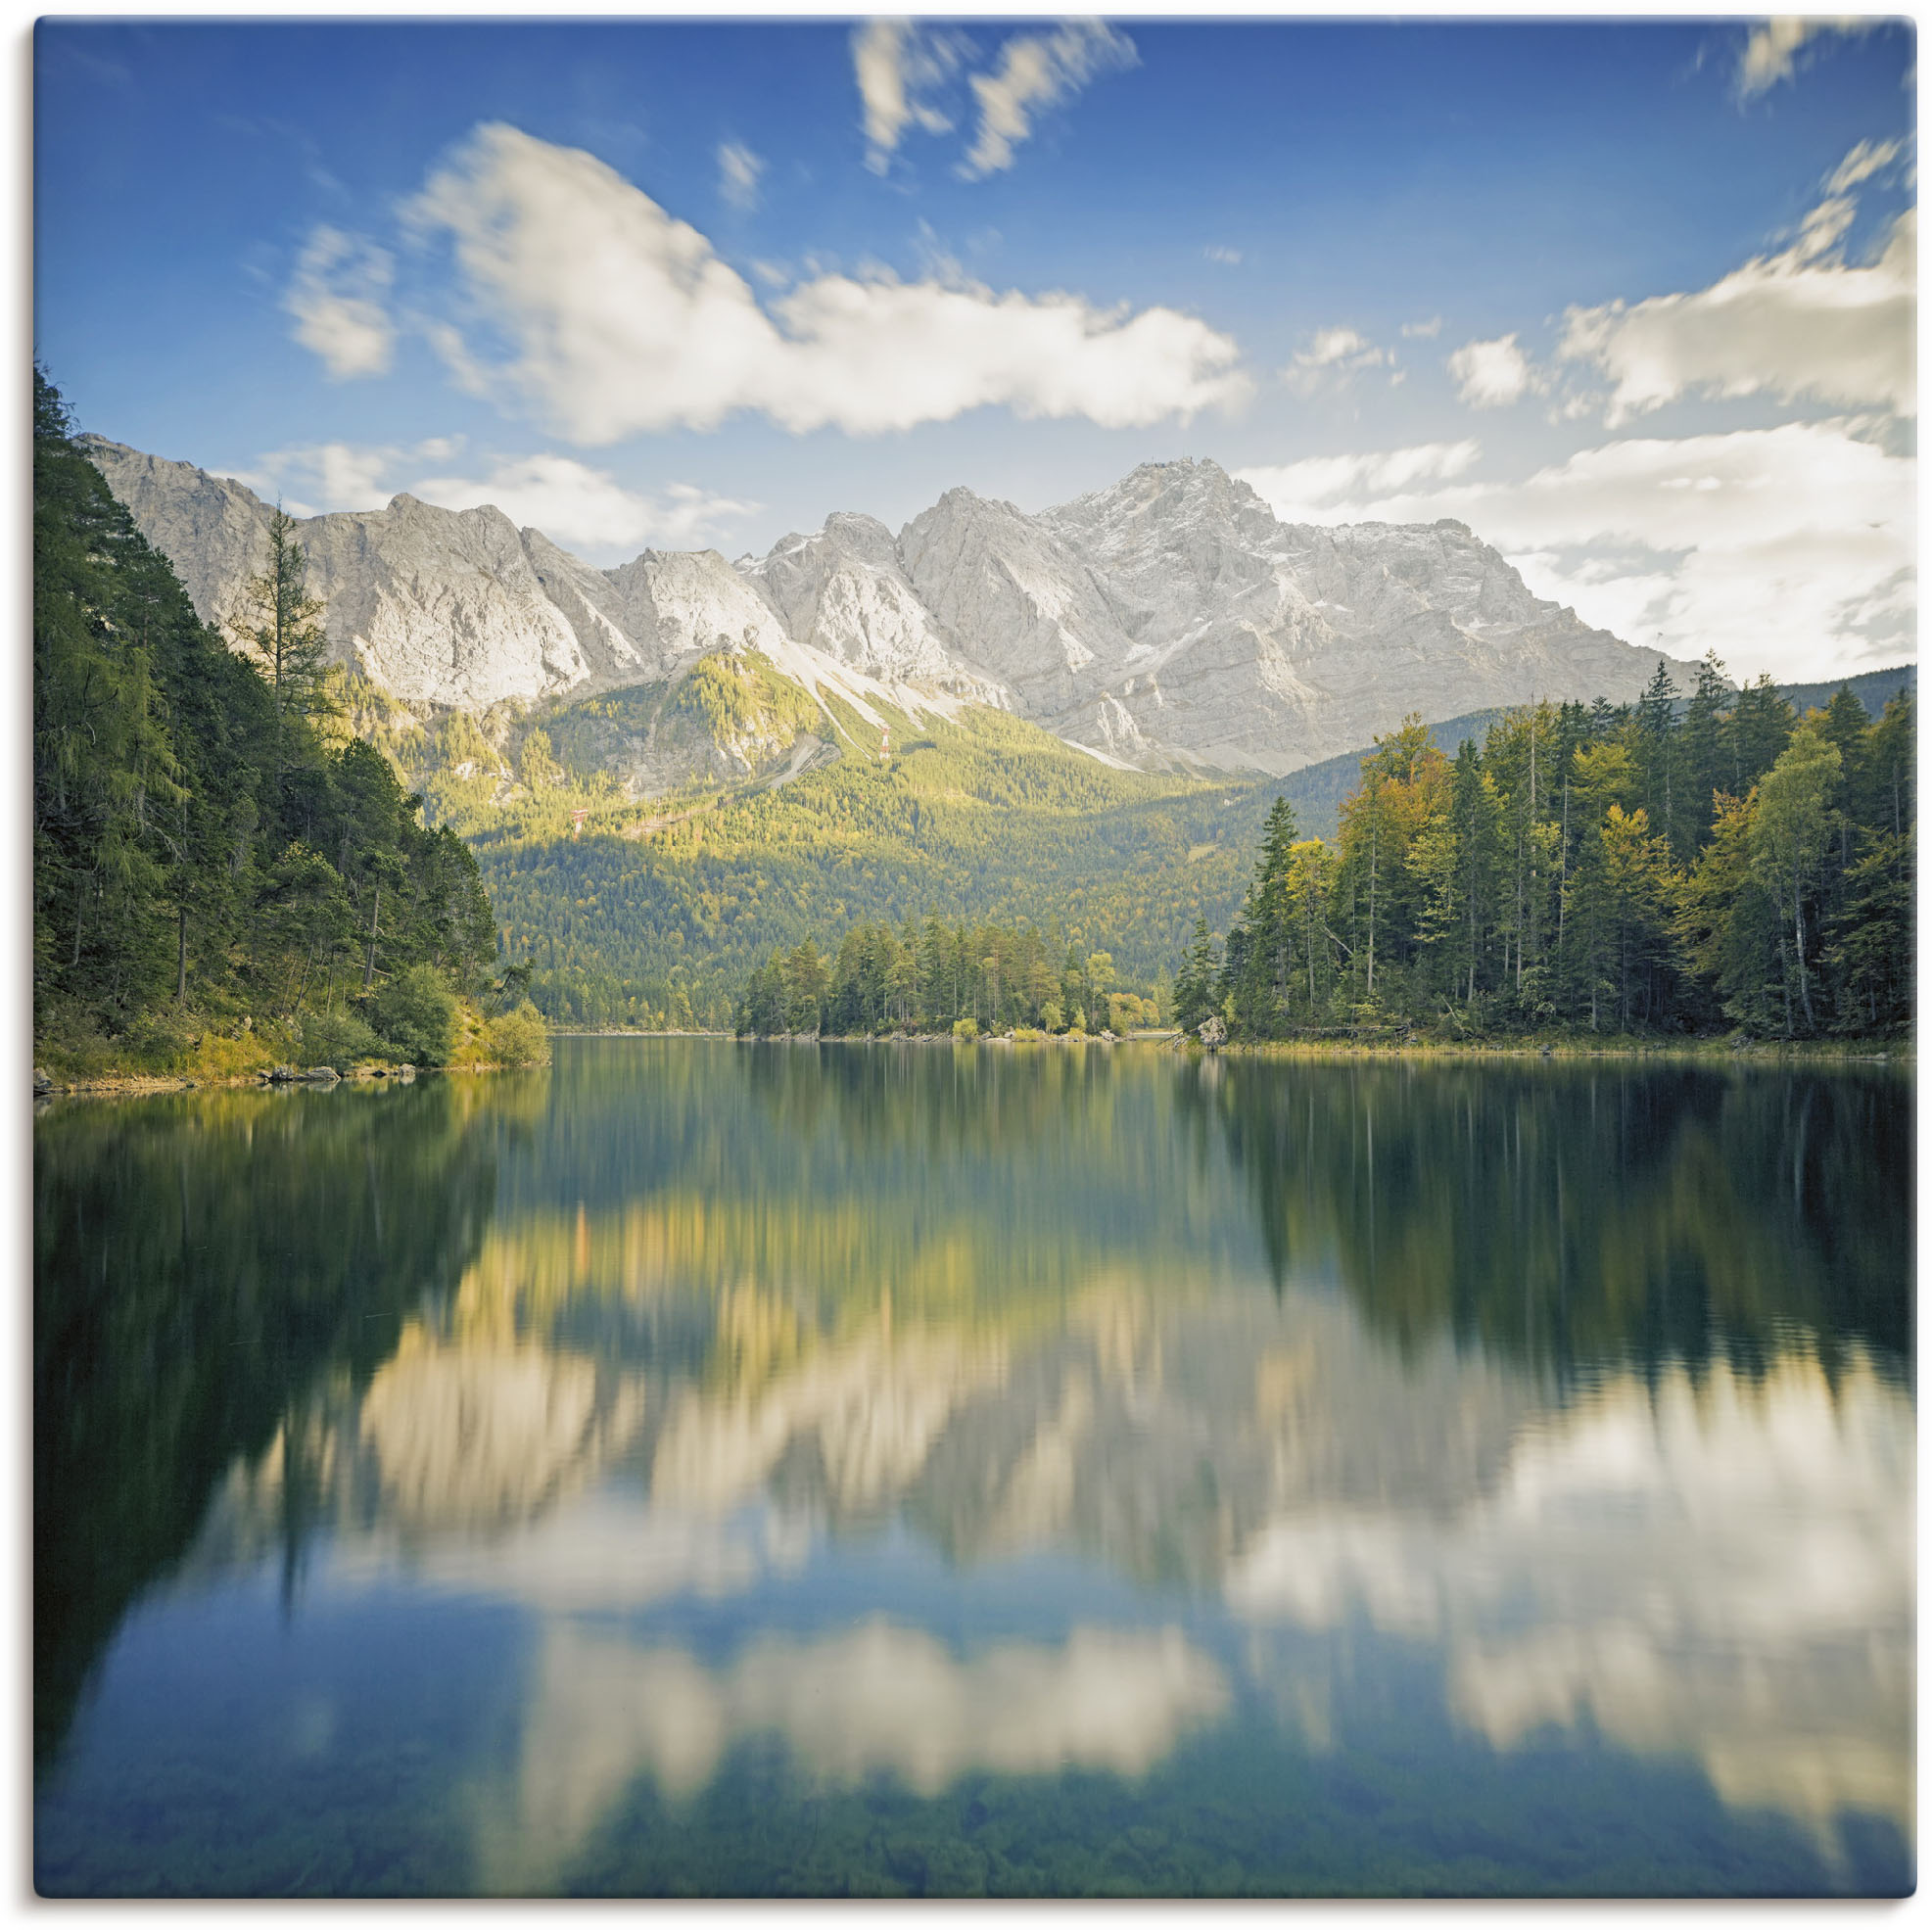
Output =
[
  {"x1": 852, "y1": 18, "x2": 1136, "y2": 181},
  {"x1": 400, "y1": 123, "x2": 1249, "y2": 443},
  {"x1": 1284, "y1": 324, "x2": 1387, "y2": 396},
  {"x1": 1236, "y1": 441, "x2": 1482, "y2": 523},
  {"x1": 282, "y1": 225, "x2": 395, "y2": 380},
  {"x1": 1203, "y1": 245, "x2": 1243, "y2": 266},
  {"x1": 852, "y1": 19, "x2": 967, "y2": 172},
  {"x1": 239, "y1": 436, "x2": 757, "y2": 559},
  {"x1": 959, "y1": 22, "x2": 1137, "y2": 179},
  {"x1": 1559, "y1": 145, "x2": 1914, "y2": 424},
  {"x1": 411, "y1": 453, "x2": 759, "y2": 555},
  {"x1": 236, "y1": 436, "x2": 461, "y2": 516},
  {"x1": 1735, "y1": 17, "x2": 1871, "y2": 98},
  {"x1": 1824, "y1": 133, "x2": 1907, "y2": 195},
  {"x1": 1400, "y1": 315, "x2": 1442, "y2": 339},
  {"x1": 716, "y1": 141, "x2": 764, "y2": 212}
]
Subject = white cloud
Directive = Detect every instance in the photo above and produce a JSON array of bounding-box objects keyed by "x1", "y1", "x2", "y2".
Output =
[
  {"x1": 404, "y1": 123, "x2": 1247, "y2": 443},
  {"x1": 852, "y1": 18, "x2": 966, "y2": 172},
  {"x1": 716, "y1": 140, "x2": 764, "y2": 212},
  {"x1": 1446, "y1": 332, "x2": 1535, "y2": 408},
  {"x1": 239, "y1": 436, "x2": 756, "y2": 558},
  {"x1": 1824, "y1": 134, "x2": 1907, "y2": 195},
  {"x1": 1559, "y1": 166, "x2": 1915, "y2": 424},
  {"x1": 1241, "y1": 418, "x2": 1914, "y2": 683},
  {"x1": 960, "y1": 22, "x2": 1137, "y2": 179},
  {"x1": 1736, "y1": 17, "x2": 1870, "y2": 97},
  {"x1": 1284, "y1": 324, "x2": 1387, "y2": 396},
  {"x1": 411, "y1": 453, "x2": 759, "y2": 554},
  {"x1": 1235, "y1": 441, "x2": 1482, "y2": 523},
  {"x1": 238, "y1": 436, "x2": 462, "y2": 516},
  {"x1": 1400, "y1": 315, "x2": 1442, "y2": 339},
  {"x1": 282, "y1": 224, "x2": 396, "y2": 380},
  {"x1": 1203, "y1": 245, "x2": 1243, "y2": 266}
]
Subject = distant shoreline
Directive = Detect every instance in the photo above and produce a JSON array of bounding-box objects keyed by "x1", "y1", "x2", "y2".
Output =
[
  {"x1": 40, "y1": 1027, "x2": 1908, "y2": 1097},
  {"x1": 555, "y1": 1028, "x2": 1910, "y2": 1063}
]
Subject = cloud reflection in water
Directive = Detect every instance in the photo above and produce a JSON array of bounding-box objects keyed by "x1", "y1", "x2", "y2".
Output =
[
  {"x1": 1224, "y1": 1347, "x2": 1912, "y2": 1847},
  {"x1": 473, "y1": 1619, "x2": 1230, "y2": 1892}
]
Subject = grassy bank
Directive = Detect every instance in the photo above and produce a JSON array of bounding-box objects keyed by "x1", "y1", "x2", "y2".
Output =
[{"x1": 33, "y1": 993, "x2": 550, "y2": 1093}]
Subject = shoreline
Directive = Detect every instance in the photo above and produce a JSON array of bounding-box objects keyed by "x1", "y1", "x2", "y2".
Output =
[
  {"x1": 33, "y1": 1059, "x2": 535, "y2": 1099},
  {"x1": 35, "y1": 1026, "x2": 1910, "y2": 1096},
  {"x1": 725, "y1": 1029, "x2": 1911, "y2": 1064},
  {"x1": 622, "y1": 1028, "x2": 1912, "y2": 1063}
]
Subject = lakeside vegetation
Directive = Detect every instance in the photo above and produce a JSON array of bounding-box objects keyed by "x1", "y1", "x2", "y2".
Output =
[
  {"x1": 38, "y1": 356, "x2": 1911, "y2": 1063},
  {"x1": 408, "y1": 659, "x2": 1912, "y2": 1038},
  {"x1": 432, "y1": 696, "x2": 1272, "y2": 1031},
  {"x1": 732, "y1": 916, "x2": 1161, "y2": 1039},
  {"x1": 33, "y1": 371, "x2": 544, "y2": 1082},
  {"x1": 1175, "y1": 662, "x2": 1913, "y2": 1047}
]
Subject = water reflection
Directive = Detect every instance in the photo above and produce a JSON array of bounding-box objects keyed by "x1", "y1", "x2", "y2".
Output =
[
  {"x1": 33, "y1": 1045, "x2": 1913, "y2": 1895},
  {"x1": 1226, "y1": 1344, "x2": 1912, "y2": 1851},
  {"x1": 33, "y1": 1078, "x2": 512, "y2": 1768},
  {"x1": 476, "y1": 1620, "x2": 1230, "y2": 1892},
  {"x1": 1192, "y1": 1059, "x2": 1911, "y2": 1373},
  {"x1": 191, "y1": 1321, "x2": 650, "y2": 1569}
]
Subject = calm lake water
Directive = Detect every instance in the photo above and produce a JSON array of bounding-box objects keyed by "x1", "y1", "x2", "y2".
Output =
[{"x1": 34, "y1": 1040, "x2": 1913, "y2": 1897}]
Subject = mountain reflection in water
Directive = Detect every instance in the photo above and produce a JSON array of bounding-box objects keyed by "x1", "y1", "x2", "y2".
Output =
[{"x1": 33, "y1": 1043, "x2": 1912, "y2": 1897}]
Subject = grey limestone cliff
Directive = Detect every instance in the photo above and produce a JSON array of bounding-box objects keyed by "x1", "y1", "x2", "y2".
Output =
[{"x1": 84, "y1": 436, "x2": 1689, "y2": 777}]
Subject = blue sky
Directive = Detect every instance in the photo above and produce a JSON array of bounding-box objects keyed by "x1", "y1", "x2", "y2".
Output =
[{"x1": 34, "y1": 15, "x2": 1916, "y2": 681}]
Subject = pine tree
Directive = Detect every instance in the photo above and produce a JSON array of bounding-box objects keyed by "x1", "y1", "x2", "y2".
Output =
[
  {"x1": 1634, "y1": 660, "x2": 1679, "y2": 858},
  {"x1": 230, "y1": 507, "x2": 334, "y2": 782},
  {"x1": 1677, "y1": 651, "x2": 1731, "y2": 864},
  {"x1": 1748, "y1": 721, "x2": 1842, "y2": 1035}
]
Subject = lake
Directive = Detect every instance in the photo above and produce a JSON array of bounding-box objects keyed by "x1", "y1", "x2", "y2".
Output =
[{"x1": 33, "y1": 1039, "x2": 1913, "y2": 1897}]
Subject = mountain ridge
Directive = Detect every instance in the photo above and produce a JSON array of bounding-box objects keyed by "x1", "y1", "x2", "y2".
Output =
[{"x1": 84, "y1": 434, "x2": 1698, "y2": 781}]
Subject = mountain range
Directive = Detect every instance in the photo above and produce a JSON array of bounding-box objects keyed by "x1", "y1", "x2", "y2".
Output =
[{"x1": 84, "y1": 437, "x2": 1688, "y2": 780}]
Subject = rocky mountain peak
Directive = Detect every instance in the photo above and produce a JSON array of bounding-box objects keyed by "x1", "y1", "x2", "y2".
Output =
[{"x1": 83, "y1": 432, "x2": 1692, "y2": 780}]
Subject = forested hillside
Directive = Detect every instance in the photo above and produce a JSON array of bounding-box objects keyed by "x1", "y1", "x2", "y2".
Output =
[
  {"x1": 439, "y1": 701, "x2": 1278, "y2": 1029},
  {"x1": 32, "y1": 371, "x2": 542, "y2": 1077},
  {"x1": 400, "y1": 644, "x2": 1911, "y2": 1032},
  {"x1": 1179, "y1": 659, "x2": 1914, "y2": 1042},
  {"x1": 1276, "y1": 664, "x2": 1915, "y2": 845}
]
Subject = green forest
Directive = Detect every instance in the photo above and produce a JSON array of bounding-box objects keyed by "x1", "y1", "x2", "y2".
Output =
[
  {"x1": 445, "y1": 700, "x2": 1276, "y2": 1030},
  {"x1": 32, "y1": 371, "x2": 543, "y2": 1078},
  {"x1": 407, "y1": 650, "x2": 1911, "y2": 1035},
  {"x1": 37, "y1": 358, "x2": 1915, "y2": 1053},
  {"x1": 733, "y1": 917, "x2": 1162, "y2": 1038},
  {"x1": 1175, "y1": 663, "x2": 1914, "y2": 1043}
]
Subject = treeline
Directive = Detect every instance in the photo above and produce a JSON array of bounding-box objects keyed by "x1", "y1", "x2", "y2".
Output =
[
  {"x1": 461, "y1": 705, "x2": 1275, "y2": 1026},
  {"x1": 33, "y1": 370, "x2": 536, "y2": 1071},
  {"x1": 735, "y1": 917, "x2": 1161, "y2": 1037},
  {"x1": 1175, "y1": 660, "x2": 1913, "y2": 1040}
]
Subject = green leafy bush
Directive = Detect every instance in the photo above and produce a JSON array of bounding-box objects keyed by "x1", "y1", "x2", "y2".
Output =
[
  {"x1": 484, "y1": 1001, "x2": 550, "y2": 1067},
  {"x1": 951, "y1": 1017, "x2": 978, "y2": 1042},
  {"x1": 300, "y1": 1010, "x2": 384, "y2": 1071},
  {"x1": 373, "y1": 965, "x2": 458, "y2": 1066}
]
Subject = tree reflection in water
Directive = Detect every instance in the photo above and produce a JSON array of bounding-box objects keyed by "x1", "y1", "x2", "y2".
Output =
[{"x1": 32, "y1": 1045, "x2": 1913, "y2": 1895}]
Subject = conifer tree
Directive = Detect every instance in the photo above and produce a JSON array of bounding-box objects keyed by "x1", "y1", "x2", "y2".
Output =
[{"x1": 230, "y1": 507, "x2": 333, "y2": 784}]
